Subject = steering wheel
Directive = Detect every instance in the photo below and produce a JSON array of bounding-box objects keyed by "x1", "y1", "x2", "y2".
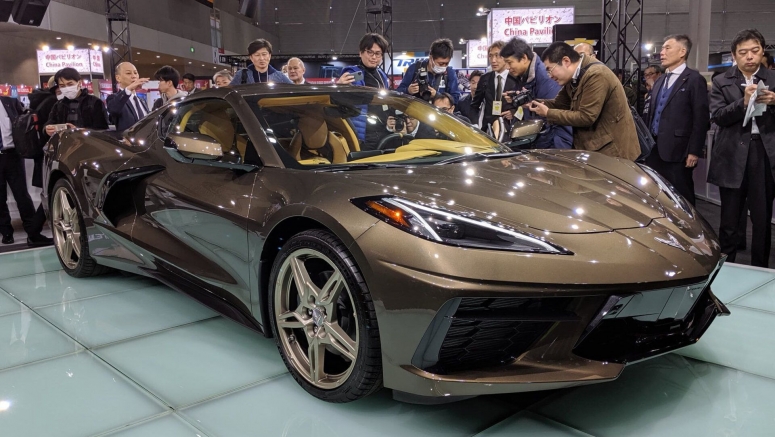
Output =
[{"x1": 376, "y1": 133, "x2": 414, "y2": 150}]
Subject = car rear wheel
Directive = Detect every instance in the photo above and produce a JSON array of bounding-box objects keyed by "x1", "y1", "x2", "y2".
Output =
[
  {"x1": 268, "y1": 229, "x2": 382, "y2": 402},
  {"x1": 50, "y1": 179, "x2": 109, "y2": 277}
]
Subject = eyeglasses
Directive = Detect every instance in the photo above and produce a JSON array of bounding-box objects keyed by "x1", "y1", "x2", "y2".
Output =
[
  {"x1": 643, "y1": 71, "x2": 657, "y2": 78},
  {"x1": 545, "y1": 63, "x2": 558, "y2": 75},
  {"x1": 436, "y1": 106, "x2": 453, "y2": 112},
  {"x1": 365, "y1": 49, "x2": 383, "y2": 58}
]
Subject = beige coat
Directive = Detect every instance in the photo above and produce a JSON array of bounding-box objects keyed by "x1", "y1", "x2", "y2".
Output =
[{"x1": 543, "y1": 56, "x2": 640, "y2": 161}]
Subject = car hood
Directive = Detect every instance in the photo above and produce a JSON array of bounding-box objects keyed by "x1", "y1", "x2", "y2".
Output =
[{"x1": 341, "y1": 153, "x2": 665, "y2": 234}]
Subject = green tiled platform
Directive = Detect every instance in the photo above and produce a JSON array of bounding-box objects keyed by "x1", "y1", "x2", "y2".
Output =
[{"x1": 0, "y1": 248, "x2": 773, "y2": 436}]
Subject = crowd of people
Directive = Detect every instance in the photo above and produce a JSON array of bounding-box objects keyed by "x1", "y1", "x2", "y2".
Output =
[{"x1": 1, "y1": 29, "x2": 774, "y2": 267}]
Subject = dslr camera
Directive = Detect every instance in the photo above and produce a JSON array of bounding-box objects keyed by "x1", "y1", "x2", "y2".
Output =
[
  {"x1": 507, "y1": 89, "x2": 534, "y2": 107},
  {"x1": 415, "y1": 66, "x2": 433, "y2": 102}
]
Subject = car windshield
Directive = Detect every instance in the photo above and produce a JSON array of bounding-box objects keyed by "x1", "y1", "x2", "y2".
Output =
[{"x1": 244, "y1": 90, "x2": 511, "y2": 168}]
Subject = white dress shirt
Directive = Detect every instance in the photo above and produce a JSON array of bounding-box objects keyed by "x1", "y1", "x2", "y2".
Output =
[
  {"x1": 664, "y1": 62, "x2": 687, "y2": 90},
  {"x1": 0, "y1": 102, "x2": 14, "y2": 150},
  {"x1": 743, "y1": 67, "x2": 761, "y2": 135},
  {"x1": 124, "y1": 89, "x2": 148, "y2": 118}
]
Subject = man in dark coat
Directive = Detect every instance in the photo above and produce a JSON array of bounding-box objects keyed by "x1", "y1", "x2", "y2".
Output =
[
  {"x1": 27, "y1": 77, "x2": 59, "y2": 243},
  {"x1": 0, "y1": 95, "x2": 52, "y2": 245},
  {"x1": 106, "y1": 62, "x2": 150, "y2": 132},
  {"x1": 644, "y1": 34, "x2": 710, "y2": 205},
  {"x1": 471, "y1": 41, "x2": 518, "y2": 131},
  {"x1": 708, "y1": 29, "x2": 775, "y2": 267}
]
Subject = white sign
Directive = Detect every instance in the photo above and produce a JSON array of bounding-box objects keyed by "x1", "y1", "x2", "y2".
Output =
[
  {"x1": 467, "y1": 41, "x2": 489, "y2": 68},
  {"x1": 489, "y1": 7, "x2": 575, "y2": 45},
  {"x1": 36, "y1": 50, "x2": 104, "y2": 75}
]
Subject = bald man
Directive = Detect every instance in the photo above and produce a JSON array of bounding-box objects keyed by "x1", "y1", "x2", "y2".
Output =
[
  {"x1": 573, "y1": 43, "x2": 597, "y2": 60},
  {"x1": 106, "y1": 62, "x2": 151, "y2": 131},
  {"x1": 287, "y1": 58, "x2": 306, "y2": 84}
]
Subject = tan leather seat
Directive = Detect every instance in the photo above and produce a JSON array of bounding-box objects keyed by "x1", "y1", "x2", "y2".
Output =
[{"x1": 289, "y1": 118, "x2": 350, "y2": 164}]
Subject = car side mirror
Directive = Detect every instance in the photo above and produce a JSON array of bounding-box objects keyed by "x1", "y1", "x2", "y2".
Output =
[
  {"x1": 165, "y1": 132, "x2": 223, "y2": 160},
  {"x1": 507, "y1": 119, "x2": 544, "y2": 150}
]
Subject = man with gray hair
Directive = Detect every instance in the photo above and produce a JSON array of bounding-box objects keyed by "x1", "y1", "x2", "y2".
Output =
[
  {"x1": 573, "y1": 42, "x2": 596, "y2": 60},
  {"x1": 644, "y1": 34, "x2": 709, "y2": 204},
  {"x1": 287, "y1": 58, "x2": 306, "y2": 84}
]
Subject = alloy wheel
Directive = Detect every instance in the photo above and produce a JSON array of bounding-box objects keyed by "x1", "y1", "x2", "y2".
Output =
[
  {"x1": 274, "y1": 248, "x2": 359, "y2": 389},
  {"x1": 51, "y1": 187, "x2": 81, "y2": 270}
]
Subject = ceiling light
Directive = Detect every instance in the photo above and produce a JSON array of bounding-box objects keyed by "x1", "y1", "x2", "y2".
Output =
[
  {"x1": 201, "y1": 64, "x2": 205, "y2": 66},
  {"x1": 41, "y1": 45, "x2": 50, "y2": 51},
  {"x1": 189, "y1": 61, "x2": 192, "y2": 64},
  {"x1": 66, "y1": 45, "x2": 74, "y2": 51},
  {"x1": 137, "y1": 52, "x2": 141, "y2": 55},
  {"x1": 173, "y1": 59, "x2": 177, "y2": 61},
  {"x1": 644, "y1": 43, "x2": 653, "y2": 50},
  {"x1": 332, "y1": 56, "x2": 338, "y2": 60},
  {"x1": 103, "y1": 47, "x2": 110, "y2": 52},
  {"x1": 56, "y1": 36, "x2": 61, "y2": 40},
  {"x1": 156, "y1": 55, "x2": 160, "y2": 58}
]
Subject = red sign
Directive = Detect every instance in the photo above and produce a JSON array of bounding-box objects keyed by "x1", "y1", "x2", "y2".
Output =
[
  {"x1": 16, "y1": 85, "x2": 33, "y2": 95},
  {"x1": 0, "y1": 85, "x2": 12, "y2": 97}
]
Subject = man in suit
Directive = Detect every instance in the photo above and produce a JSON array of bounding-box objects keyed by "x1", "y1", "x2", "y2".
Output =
[
  {"x1": 106, "y1": 62, "x2": 150, "y2": 132},
  {"x1": 709, "y1": 29, "x2": 775, "y2": 267},
  {"x1": 0, "y1": 96, "x2": 52, "y2": 246},
  {"x1": 645, "y1": 34, "x2": 710, "y2": 205},
  {"x1": 527, "y1": 42, "x2": 640, "y2": 160},
  {"x1": 456, "y1": 70, "x2": 482, "y2": 124},
  {"x1": 471, "y1": 41, "x2": 517, "y2": 131}
]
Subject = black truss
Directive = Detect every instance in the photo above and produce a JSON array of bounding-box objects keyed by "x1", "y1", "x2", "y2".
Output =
[
  {"x1": 365, "y1": 0, "x2": 394, "y2": 85},
  {"x1": 106, "y1": 0, "x2": 131, "y2": 93},
  {"x1": 601, "y1": 0, "x2": 643, "y2": 105}
]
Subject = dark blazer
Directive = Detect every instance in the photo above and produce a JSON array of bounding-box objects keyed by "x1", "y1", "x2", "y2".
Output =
[
  {"x1": 645, "y1": 65, "x2": 710, "y2": 162},
  {"x1": 708, "y1": 66, "x2": 775, "y2": 189},
  {"x1": 106, "y1": 90, "x2": 149, "y2": 132},
  {"x1": 47, "y1": 89, "x2": 109, "y2": 131},
  {"x1": 0, "y1": 96, "x2": 22, "y2": 125},
  {"x1": 471, "y1": 71, "x2": 517, "y2": 126}
]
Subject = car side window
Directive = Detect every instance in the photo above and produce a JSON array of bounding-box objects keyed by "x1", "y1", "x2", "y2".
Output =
[{"x1": 159, "y1": 99, "x2": 259, "y2": 166}]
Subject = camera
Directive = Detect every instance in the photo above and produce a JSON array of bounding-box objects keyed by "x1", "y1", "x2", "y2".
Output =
[
  {"x1": 509, "y1": 89, "x2": 534, "y2": 107},
  {"x1": 416, "y1": 67, "x2": 433, "y2": 101}
]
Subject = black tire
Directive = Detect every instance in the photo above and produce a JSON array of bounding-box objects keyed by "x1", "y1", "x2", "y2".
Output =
[
  {"x1": 50, "y1": 178, "x2": 110, "y2": 277},
  {"x1": 268, "y1": 229, "x2": 382, "y2": 402}
]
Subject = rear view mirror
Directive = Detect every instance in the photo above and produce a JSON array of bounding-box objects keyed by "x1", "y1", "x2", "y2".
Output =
[
  {"x1": 165, "y1": 132, "x2": 223, "y2": 160},
  {"x1": 507, "y1": 119, "x2": 544, "y2": 150}
]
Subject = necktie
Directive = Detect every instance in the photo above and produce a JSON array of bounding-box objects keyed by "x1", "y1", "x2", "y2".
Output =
[
  {"x1": 660, "y1": 72, "x2": 672, "y2": 97},
  {"x1": 495, "y1": 75, "x2": 503, "y2": 101},
  {"x1": 133, "y1": 96, "x2": 146, "y2": 120}
]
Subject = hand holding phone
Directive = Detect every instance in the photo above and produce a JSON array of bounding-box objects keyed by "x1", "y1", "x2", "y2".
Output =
[{"x1": 351, "y1": 71, "x2": 364, "y2": 83}]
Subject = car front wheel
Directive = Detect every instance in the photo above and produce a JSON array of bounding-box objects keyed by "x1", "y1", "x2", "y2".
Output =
[
  {"x1": 268, "y1": 229, "x2": 382, "y2": 402},
  {"x1": 50, "y1": 178, "x2": 108, "y2": 277}
]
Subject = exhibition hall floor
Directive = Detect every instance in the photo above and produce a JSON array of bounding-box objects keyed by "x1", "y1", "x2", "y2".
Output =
[{"x1": 1, "y1": 248, "x2": 774, "y2": 436}]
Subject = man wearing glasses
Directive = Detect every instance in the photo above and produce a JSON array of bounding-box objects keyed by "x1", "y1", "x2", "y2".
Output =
[
  {"x1": 432, "y1": 92, "x2": 472, "y2": 124},
  {"x1": 337, "y1": 33, "x2": 392, "y2": 149}
]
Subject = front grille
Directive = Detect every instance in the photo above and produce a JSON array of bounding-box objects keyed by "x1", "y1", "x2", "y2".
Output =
[{"x1": 424, "y1": 297, "x2": 573, "y2": 375}]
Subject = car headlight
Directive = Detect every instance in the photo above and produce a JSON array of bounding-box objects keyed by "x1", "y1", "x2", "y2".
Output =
[
  {"x1": 352, "y1": 196, "x2": 571, "y2": 254},
  {"x1": 638, "y1": 164, "x2": 694, "y2": 218}
]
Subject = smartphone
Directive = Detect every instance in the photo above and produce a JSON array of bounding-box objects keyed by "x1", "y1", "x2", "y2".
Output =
[
  {"x1": 53, "y1": 124, "x2": 69, "y2": 132},
  {"x1": 351, "y1": 71, "x2": 364, "y2": 82},
  {"x1": 141, "y1": 80, "x2": 159, "y2": 90}
]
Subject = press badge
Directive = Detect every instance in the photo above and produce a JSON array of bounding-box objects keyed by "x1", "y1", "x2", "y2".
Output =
[
  {"x1": 439, "y1": 77, "x2": 446, "y2": 90},
  {"x1": 492, "y1": 100, "x2": 503, "y2": 115},
  {"x1": 515, "y1": 106, "x2": 524, "y2": 120},
  {"x1": 382, "y1": 105, "x2": 389, "y2": 112}
]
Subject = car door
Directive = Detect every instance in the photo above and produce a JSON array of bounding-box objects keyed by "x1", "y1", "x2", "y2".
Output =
[{"x1": 131, "y1": 98, "x2": 259, "y2": 316}]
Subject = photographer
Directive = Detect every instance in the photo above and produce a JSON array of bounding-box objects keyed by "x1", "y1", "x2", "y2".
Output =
[
  {"x1": 432, "y1": 92, "x2": 471, "y2": 124},
  {"x1": 526, "y1": 42, "x2": 640, "y2": 160},
  {"x1": 500, "y1": 37, "x2": 572, "y2": 149},
  {"x1": 337, "y1": 33, "x2": 392, "y2": 149},
  {"x1": 397, "y1": 39, "x2": 460, "y2": 104}
]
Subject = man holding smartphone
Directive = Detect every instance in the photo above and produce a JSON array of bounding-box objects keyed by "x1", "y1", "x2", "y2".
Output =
[{"x1": 337, "y1": 33, "x2": 392, "y2": 149}]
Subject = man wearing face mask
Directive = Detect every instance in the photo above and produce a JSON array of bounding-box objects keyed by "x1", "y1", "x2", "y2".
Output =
[
  {"x1": 397, "y1": 38, "x2": 460, "y2": 104},
  {"x1": 45, "y1": 68, "x2": 109, "y2": 136}
]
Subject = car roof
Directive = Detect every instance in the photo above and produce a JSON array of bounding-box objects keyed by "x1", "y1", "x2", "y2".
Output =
[{"x1": 189, "y1": 83, "x2": 385, "y2": 99}]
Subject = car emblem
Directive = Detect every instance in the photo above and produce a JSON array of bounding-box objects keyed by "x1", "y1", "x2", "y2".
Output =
[
  {"x1": 312, "y1": 307, "x2": 326, "y2": 327},
  {"x1": 655, "y1": 234, "x2": 685, "y2": 251}
]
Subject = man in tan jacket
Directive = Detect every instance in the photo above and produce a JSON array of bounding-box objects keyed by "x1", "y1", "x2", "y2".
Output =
[{"x1": 526, "y1": 42, "x2": 640, "y2": 161}]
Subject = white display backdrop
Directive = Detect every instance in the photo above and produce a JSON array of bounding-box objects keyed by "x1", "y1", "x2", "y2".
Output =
[
  {"x1": 489, "y1": 7, "x2": 575, "y2": 45},
  {"x1": 36, "y1": 49, "x2": 104, "y2": 75},
  {"x1": 466, "y1": 40, "x2": 489, "y2": 68}
]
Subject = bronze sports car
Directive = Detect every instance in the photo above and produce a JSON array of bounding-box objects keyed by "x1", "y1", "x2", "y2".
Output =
[{"x1": 43, "y1": 84, "x2": 729, "y2": 404}]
